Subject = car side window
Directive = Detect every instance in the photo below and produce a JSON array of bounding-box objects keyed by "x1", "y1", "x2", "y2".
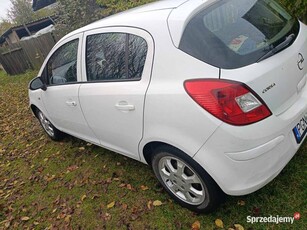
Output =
[
  {"x1": 86, "y1": 33, "x2": 147, "y2": 81},
  {"x1": 47, "y1": 39, "x2": 79, "y2": 85}
]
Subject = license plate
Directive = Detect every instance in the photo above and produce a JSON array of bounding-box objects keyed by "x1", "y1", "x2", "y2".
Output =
[{"x1": 293, "y1": 113, "x2": 307, "y2": 144}]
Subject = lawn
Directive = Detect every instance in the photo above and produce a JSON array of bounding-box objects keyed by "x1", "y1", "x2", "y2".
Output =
[{"x1": 0, "y1": 71, "x2": 306, "y2": 229}]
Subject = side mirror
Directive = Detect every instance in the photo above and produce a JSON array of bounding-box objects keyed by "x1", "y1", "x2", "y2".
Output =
[{"x1": 29, "y1": 77, "x2": 47, "y2": 91}]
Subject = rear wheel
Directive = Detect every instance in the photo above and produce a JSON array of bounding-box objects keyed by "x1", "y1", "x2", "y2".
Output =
[
  {"x1": 151, "y1": 145, "x2": 221, "y2": 213},
  {"x1": 37, "y1": 110, "x2": 65, "y2": 141}
]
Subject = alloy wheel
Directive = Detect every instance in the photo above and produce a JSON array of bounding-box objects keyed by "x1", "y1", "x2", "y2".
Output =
[
  {"x1": 38, "y1": 111, "x2": 55, "y2": 137},
  {"x1": 158, "y1": 156, "x2": 206, "y2": 205}
]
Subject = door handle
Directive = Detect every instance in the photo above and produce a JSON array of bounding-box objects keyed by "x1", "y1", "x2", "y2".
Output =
[
  {"x1": 66, "y1": 100, "x2": 77, "y2": 107},
  {"x1": 115, "y1": 101, "x2": 135, "y2": 112}
]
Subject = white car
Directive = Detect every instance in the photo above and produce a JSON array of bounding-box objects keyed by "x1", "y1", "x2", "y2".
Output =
[{"x1": 29, "y1": 0, "x2": 307, "y2": 212}]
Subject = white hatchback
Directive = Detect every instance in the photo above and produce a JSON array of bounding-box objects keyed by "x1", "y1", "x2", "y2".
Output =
[{"x1": 29, "y1": 0, "x2": 307, "y2": 212}]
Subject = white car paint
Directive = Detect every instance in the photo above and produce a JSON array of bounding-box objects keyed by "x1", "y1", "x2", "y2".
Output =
[
  {"x1": 29, "y1": 0, "x2": 307, "y2": 201},
  {"x1": 78, "y1": 27, "x2": 155, "y2": 160}
]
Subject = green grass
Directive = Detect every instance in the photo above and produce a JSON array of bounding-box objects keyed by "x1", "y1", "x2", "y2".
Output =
[{"x1": 0, "y1": 70, "x2": 306, "y2": 229}]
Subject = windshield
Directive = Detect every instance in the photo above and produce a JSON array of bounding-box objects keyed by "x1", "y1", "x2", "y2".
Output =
[{"x1": 179, "y1": 0, "x2": 299, "y2": 69}]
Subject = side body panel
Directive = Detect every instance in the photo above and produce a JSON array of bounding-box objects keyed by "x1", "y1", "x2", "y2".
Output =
[
  {"x1": 79, "y1": 27, "x2": 154, "y2": 160},
  {"x1": 39, "y1": 33, "x2": 100, "y2": 144},
  {"x1": 139, "y1": 12, "x2": 221, "y2": 161}
]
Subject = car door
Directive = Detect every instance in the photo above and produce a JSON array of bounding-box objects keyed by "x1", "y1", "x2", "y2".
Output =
[
  {"x1": 79, "y1": 27, "x2": 154, "y2": 159},
  {"x1": 40, "y1": 34, "x2": 99, "y2": 144}
]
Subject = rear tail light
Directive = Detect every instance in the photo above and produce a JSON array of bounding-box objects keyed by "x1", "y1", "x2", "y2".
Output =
[{"x1": 184, "y1": 79, "x2": 272, "y2": 126}]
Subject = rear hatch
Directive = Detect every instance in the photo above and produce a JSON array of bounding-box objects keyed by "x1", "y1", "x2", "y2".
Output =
[
  {"x1": 175, "y1": 0, "x2": 307, "y2": 115},
  {"x1": 221, "y1": 26, "x2": 307, "y2": 115}
]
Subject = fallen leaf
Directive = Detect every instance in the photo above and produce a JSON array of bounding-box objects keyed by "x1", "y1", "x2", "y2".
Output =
[
  {"x1": 140, "y1": 185, "x2": 149, "y2": 191},
  {"x1": 101, "y1": 212, "x2": 111, "y2": 221},
  {"x1": 175, "y1": 220, "x2": 182, "y2": 229},
  {"x1": 147, "y1": 201, "x2": 153, "y2": 210},
  {"x1": 21, "y1": 216, "x2": 30, "y2": 221},
  {"x1": 215, "y1": 218, "x2": 224, "y2": 228},
  {"x1": 34, "y1": 221, "x2": 40, "y2": 225},
  {"x1": 237, "y1": 200, "x2": 245, "y2": 206},
  {"x1": 67, "y1": 165, "x2": 79, "y2": 172},
  {"x1": 122, "y1": 203, "x2": 128, "y2": 210},
  {"x1": 126, "y1": 184, "x2": 132, "y2": 190},
  {"x1": 0, "y1": 220, "x2": 9, "y2": 225},
  {"x1": 153, "y1": 200, "x2": 162, "y2": 206},
  {"x1": 46, "y1": 174, "x2": 56, "y2": 182},
  {"x1": 234, "y1": 224, "x2": 244, "y2": 230},
  {"x1": 5, "y1": 221, "x2": 10, "y2": 228},
  {"x1": 81, "y1": 194, "x2": 87, "y2": 201},
  {"x1": 79, "y1": 147, "x2": 85, "y2": 151},
  {"x1": 191, "y1": 220, "x2": 200, "y2": 230},
  {"x1": 107, "y1": 201, "x2": 115, "y2": 209},
  {"x1": 64, "y1": 215, "x2": 71, "y2": 223},
  {"x1": 130, "y1": 213, "x2": 139, "y2": 221},
  {"x1": 91, "y1": 194, "x2": 101, "y2": 199},
  {"x1": 57, "y1": 213, "x2": 67, "y2": 219},
  {"x1": 252, "y1": 207, "x2": 261, "y2": 216},
  {"x1": 54, "y1": 195, "x2": 61, "y2": 205}
]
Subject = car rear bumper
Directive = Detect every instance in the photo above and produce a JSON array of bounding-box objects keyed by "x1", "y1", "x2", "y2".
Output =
[{"x1": 193, "y1": 84, "x2": 307, "y2": 196}]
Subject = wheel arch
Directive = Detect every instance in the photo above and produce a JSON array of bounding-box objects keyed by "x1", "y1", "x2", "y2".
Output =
[
  {"x1": 30, "y1": 104, "x2": 39, "y2": 118},
  {"x1": 146, "y1": 141, "x2": 224, "y2": 212},
  {"x1": 143, "y1": 141, "x2": 180, "y2": 166},
  {"x1": 142, "y1": 141, "x2": 223, "y2": 188}
]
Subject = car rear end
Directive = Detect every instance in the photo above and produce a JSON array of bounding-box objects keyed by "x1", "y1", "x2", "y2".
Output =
[{"x1": 167, "y1": 0, "x2": 307, "y2": 195}]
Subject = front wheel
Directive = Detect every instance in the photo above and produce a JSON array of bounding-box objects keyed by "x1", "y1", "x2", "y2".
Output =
[
  {"x1": 37, "y1": 110, "x2": 65, "y2": 141},
  {"x1": 151, "y1": 145, "x2": 222, "y2": 213}
]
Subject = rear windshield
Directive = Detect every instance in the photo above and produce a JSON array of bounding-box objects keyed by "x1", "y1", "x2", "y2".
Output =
[{"x1": 179, "y1": 0, "x2": 299, "y2": 69}]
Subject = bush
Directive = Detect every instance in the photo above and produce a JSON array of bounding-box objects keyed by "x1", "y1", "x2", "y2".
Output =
[
  {"x1": 279, "y1": 0, "x2": 307, "y2": 23},
  {"x1": 96, "y1": 0, "x2": 156, "y2": 15}
]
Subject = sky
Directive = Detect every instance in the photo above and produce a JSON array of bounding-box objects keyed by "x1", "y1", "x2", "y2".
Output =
[{"x1": 0, "y1": 0, "x2": 12, "y2": 20}]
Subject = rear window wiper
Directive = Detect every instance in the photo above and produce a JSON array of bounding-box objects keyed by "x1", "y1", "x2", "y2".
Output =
[{"x1": 257, "y1": 33, "x2": 295, "y2": 62}]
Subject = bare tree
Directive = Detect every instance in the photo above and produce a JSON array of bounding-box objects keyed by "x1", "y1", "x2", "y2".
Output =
[
  {"x1": 96, "y1": 0, "x2": 156, "y2": 15},
  {"x1": 56, "y1": 0, "x2": 103, "y2": 34},
  {"x1": 7, "y1": 0, "x2": 53, "y2": 25}
]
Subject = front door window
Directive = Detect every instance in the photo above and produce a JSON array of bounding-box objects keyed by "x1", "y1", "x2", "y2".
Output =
[{"x1": 47, "y1": 39, "x2": 79, "y2": 85}]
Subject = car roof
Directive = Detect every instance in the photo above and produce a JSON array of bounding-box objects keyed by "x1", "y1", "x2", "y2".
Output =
[
  {"x1": 60, "y1": 0, "x2": 188, "y2": 40},
  {"x1": 60, "y1": 0, "x2": 215, "y2": 44},
  {"x1": 168, "y1": 0, "x2": 216, "y2": 47}
]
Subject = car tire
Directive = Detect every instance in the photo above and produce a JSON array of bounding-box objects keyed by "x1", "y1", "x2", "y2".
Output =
[
  {"x1": 36, "y1": 110, "x2": 65, "y2": 141},
  {"x1": 151, "y1": 145, "x2": 221, "y2": 213}
]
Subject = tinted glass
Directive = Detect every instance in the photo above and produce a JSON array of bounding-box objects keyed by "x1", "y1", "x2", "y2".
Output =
[
  {"x1": 128, "y1": 34, "x2": 148, "y2": 79},
  {"x1": 47, "y1": 39, "x2": 78, "y2": 85},
  {"x1": 86, "y1": 33, "x2": 147, "y2": 81},
  {"x1": 179, "y1": 0, "x2": 299, "y2": 69}
]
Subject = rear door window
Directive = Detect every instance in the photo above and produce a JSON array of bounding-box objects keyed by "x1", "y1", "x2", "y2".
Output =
[
  {"x1": 179, "y1": 0, "x2": 299, "y2": 69},
  {"x1": 86, "y1": 33, "x2": 147, "y2": 81}
]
